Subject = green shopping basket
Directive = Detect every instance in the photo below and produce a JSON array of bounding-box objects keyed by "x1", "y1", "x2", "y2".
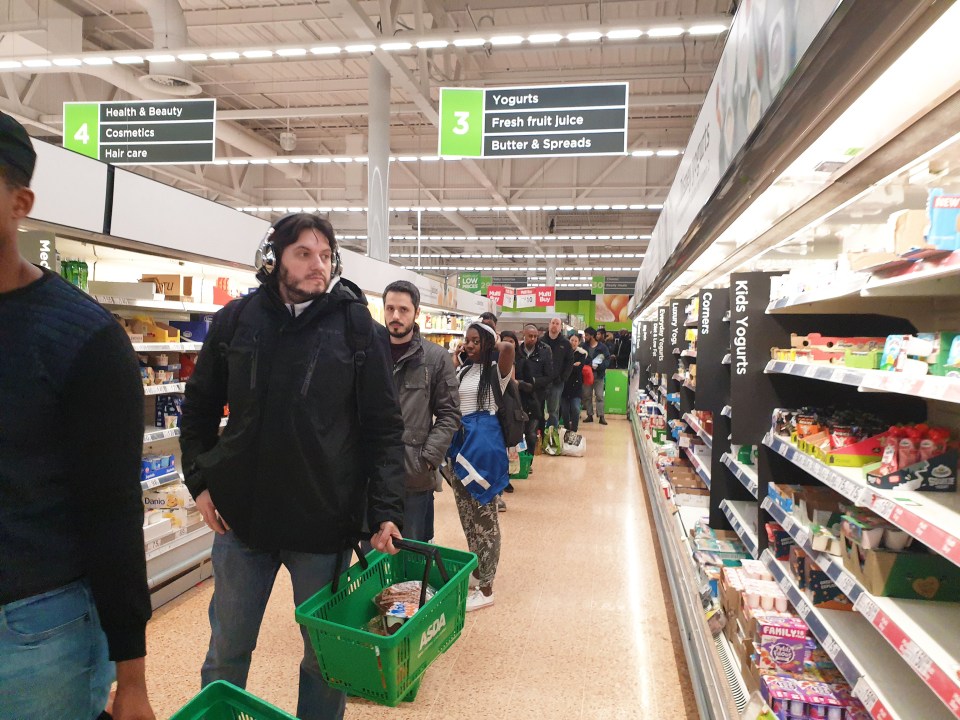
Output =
[
  {"x1": 169, "y1": 680, "x2": 296, "y2": 720},
  {"x1": 510, "y1": 451, "x2": 533, "y2": 479},
  {"x1": 295, "y1": 539, "x2": 477, "y2": 707}
]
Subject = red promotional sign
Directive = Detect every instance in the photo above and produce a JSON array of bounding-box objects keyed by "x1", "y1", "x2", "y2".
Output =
[
  {"x1": 515, "y1": 287, "x2": 536, "y2": 308},
  {"x1": 535, "y1": 286, "x2": 555, "y2": 307},
  {"x1": 486, "y1": 285, "x2": 506, "y2": 306}
]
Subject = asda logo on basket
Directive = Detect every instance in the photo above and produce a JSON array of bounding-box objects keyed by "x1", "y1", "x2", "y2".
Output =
[{"x1": 419, "y1": 614, "x2": 447, "y2": 652}]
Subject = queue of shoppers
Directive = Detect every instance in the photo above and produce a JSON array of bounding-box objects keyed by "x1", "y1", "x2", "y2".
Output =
[{"x1": 0, "y1": 111, "x2": 622, "y2": 720}]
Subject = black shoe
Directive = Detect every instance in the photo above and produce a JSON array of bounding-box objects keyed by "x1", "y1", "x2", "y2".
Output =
[
  {"x1": 584, "y1": 416, "x2": 594, "y2": 423},
  {"x1": 599, "y1": 417, "x2": 608, "y2": 425},
  {"x1": 504, "y1": 482, "x2": 515, "y2": 493}
]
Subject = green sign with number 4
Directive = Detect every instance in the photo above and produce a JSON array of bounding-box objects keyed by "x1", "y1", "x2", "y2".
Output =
[
  {"x1": 63, "y1": 103, "x2": 100, "y2": 160},
  {"x1": 439, "y1": 89, "x2": 483, "y2": 157}
]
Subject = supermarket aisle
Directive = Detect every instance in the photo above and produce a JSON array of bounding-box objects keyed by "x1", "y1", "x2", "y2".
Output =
[{"x1": 145, "y1": 416, "x2": 696, "y2": 719}]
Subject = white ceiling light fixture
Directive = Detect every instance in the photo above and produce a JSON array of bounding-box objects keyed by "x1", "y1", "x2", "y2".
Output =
[
  {"x1": 177, "y1": 53, "x2": 208, "y2": 62},
  {"x1": 145, "y1": 54, "x2": 176, "y2": 63},
  {"x1": 606, "y1": 29, "x2": 644, "y2": 40},
  {"x1": 0, "y1": 61, "x2": 22, "y2": 69},
  {"x1": 688, "y1": 24, "x2": 729, "y2": 36},
  {"x1": 528, "y1": 33, "x2": 564, "y2": 43},
  {"x1": 242, "y1": 50, "x2": 274, "y2": 59},
  {"x1": 52, "y1": 58, "x2": 83, "y2": 67},
  {"x1": 489, "y1": 35, "x2": 525, "y2": 46},
  {"x1": 416, "y1": 39, "x2": 449, "y2": 49},
  {"x1": 567, "y1": 30, "x2": 604, "y2": 42},
  {"x1": 210, "y1": 51, "x2": 240, "y2": 60},
  {"x1": 380, "y1": 42, "x2": 413, "y2": 51},
  {"x1": 656, "y1": 149, "x2": 681, "y2": 157},
  {"x1": 310, "y1": 46, "x2": 342, "y2": 55},
  {"x1": 23, "y1": 59, "x2": 52, "y2": 67},
  {"x1": 344, "y1": 44, "x2": 376, "y2": 53},
  {"x1": 276, "y1": 48, "x2": 308, "y2": 57},
  {"x1": 632, "y1": 149, "x2": 655, "y2": 157},
  {"x1": 452, "y1": 37, "x2": 486, "y2": 47},
  {"x1": 647, "y1": 27, "x2": 685, "y2": 38}
]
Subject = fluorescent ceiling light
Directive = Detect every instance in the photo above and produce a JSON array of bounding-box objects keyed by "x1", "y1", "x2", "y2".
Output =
[
  {"x1": 344, "y1": 44, "x2": 376, "y2": 53},
  {"x1": 528, "y1": 33, "x2": 564, "y2": 43},
  {"x1": 229, "y1": 159, "x2": 248, "y2": 165},
  {"x1": 397, "y1": 156, "x2": 417, "y2": 162},
  {"x1": 353, "y1": 156, "x2": 368, "y2": 163},
  {"x1": 647, "y1": 27, "x2": 685, "y2": 38},
  {"x1": 276, "y1": 48, "x2": 308, "y2": 57},
  {"x1": 242, "y1": 50, "x2": 274, "y2": 58},
  {"x1": 688, "y1": 24, "x2": 729, "y2": 36},
  {"x1": 566, "y1": 30, "x2": 603, "y2": 42},
  {"x1": 489, "y1": 35, "x2": 525, "y2": 46},
  {"x1": 23, "y1": 59, "x2": 52, "y2": 68},
  {"x1": 292, "y1": 158, "x2": 311, "y2": 163},
  {"x1": 250, "y1": 158, "x2": 269, "y2": 164},
  {"x1": 52, "y1": 58, "x2": 83, "y2": 67},
  {"x1": 0, "y1": 61, "x2": 22, "y2": 69},
  {"x1": 453, "y1": 37, "x2": 486, "y2": 47},
  {"x1": 314, "y1": 157, "x2": 332, "y2": 163},
  {"x1": 606, "y1": 29, "x2": 644, "y2": 39},
  {"x1": 177, "y1": 53, "x2": 208, "y2": 62},
  {"x1": 416, "y1": 40, "x2": 449, "y2": 49},
  {"x1": 145, "y1": 54, "x2": 176, "y2": 63},
  {"x1": 269, "y1": 158, "x2": 290, "y2": 164},
  {"x1": 420, "y1": 155, "x2": 440, "y2": 162},
  {"x1": 656, "y1": 149, "x2": 681, "y2": 157},
  {"x1": 310, "y1": 46, "x2": 342, "y2": 55},
  {"x1": 380, "y1": 42, "x2": 413, "y2": 51},
  {"x1": 646, "y1": 204, "x2": 663, "y2": 210},
  {"x1": 632, "y1": 149, "x2": 655, "y2": 157},
  {"x1": 210, "y1": 51, "x2": 241, "y2": 60},
  {"x1": 82, "y1": 57, "x2": 113, "y2": 65}
]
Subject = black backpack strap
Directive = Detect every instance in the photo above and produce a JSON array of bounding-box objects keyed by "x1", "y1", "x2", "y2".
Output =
[{"x1": 345, "y1": 302, "x2": 374, "y2": 422}]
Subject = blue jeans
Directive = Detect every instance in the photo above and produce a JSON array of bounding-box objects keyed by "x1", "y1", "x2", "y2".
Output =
[
  {"x1": 545, "y1": 383, "x2": 563, "y2": 429},
  {"x1": 560, "y1": 395, "x2": 581, "y2": 432},
  {"x1": 202, "y1": 531, "x2": 349, "y2": 720},
  {"x1": 404, "y1": 489, "x2": 435, "y2": 542},
  {"x1": 0, "y1": 580, "x2": 113, "y2": 720}
]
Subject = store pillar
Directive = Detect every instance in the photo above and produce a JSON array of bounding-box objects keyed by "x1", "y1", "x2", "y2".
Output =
[{"x1": 367, "y1": 57, "x2": 391, "y2": 262}]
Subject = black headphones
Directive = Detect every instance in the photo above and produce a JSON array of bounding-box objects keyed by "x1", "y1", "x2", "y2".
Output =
[{"x1": 255, "y1": 212, "x2": 342, "y2": 283}]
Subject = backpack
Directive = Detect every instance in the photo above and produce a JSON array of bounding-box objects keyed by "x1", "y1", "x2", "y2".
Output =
[
  {"x1": 458, "y1": 364, "x2": 528, "y2": 447},
  {"x1": 582, "y1": 364, "x2": 595, "y2": 386}
]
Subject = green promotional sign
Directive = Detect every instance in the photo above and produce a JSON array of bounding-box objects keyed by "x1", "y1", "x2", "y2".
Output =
[
  {"x1": 63, "y1": 103, "x2": 100, "y2": 160},
  {"x1": 480, "y1": 275, "x2": 492, "y2": 295},
  {"x1": 439, "y1": 89, "x2": 484, "y2": 157},
  {"x1": 592, "y1": 276, "x2": 605, "y2": 295},
  {"x1": 458, "y1": 271, "x2": 481, "y2": 293}
]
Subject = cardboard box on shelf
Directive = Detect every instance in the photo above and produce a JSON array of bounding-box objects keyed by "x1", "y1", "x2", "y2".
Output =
[
  {"x1": 841, "y1": 535, "x2": 960, "y2": 601},
  {"x1": 804, "y1": 563, "x2": 854, "y2": 610},
  {"x1": 141, "y1": 274, "x2": 195, "y2": 301}
]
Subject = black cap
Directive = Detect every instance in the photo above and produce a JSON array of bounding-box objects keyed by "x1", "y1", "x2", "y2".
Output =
[{"x1": 0, "y1": 112, "x2": 37, "y2": 183}]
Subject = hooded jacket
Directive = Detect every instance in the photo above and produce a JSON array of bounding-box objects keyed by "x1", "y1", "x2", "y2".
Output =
[
  {"x1": 391, "y1": 327, "x2": 462, "y2": 493},
  {"x1": 180, "y1": 277, "x2": 405, "y2": 553},
  {"x1": 515, "y1": 339, "x2": 554, "y2": 419}
]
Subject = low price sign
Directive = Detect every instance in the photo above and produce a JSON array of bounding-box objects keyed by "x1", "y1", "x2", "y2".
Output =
[
  {"x1": 439, "y1": 82, "x2": 628, "y2": 159},
  {"x1": 63, "y1": 99, "x2": 216, "y2": 164}
]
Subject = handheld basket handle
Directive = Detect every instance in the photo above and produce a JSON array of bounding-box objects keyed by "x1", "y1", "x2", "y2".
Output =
[{"x1": 391, "y1": 538, "x2": 452, "y2": 608}]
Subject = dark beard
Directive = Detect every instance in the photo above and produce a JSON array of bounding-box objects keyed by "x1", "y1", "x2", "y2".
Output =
[
  {"x1": 279, "y1": 267, "x2": 326, "y2": 303},
  {"x1": 388, "y1": 322, "x2": 414, "y2": 339}
]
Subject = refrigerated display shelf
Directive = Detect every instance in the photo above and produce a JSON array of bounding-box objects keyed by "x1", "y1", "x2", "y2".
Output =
[
  {"x1": 629, "y1": 410, "x2": 742, "y2": 720},
  {"x1": 132, "y1": 342, "x2": 203, "y2": 353},
  {"x1": 683, "y1": 412, "x2": 713, "y2": 448},
  {"x1": 140, "y1": 470, "x2": 182, "y2": 492},
  {"x1": 683, "y1": 446, "x2": 711, "y2": 489},
  {"x1": 762, "y1": 498, "x2": 960, "y2": 717},
  {"x1": 720, "y1": 452, "x2": 758, "y2": 498},
  {"x1": 144, "y1": 522, "x2": 212, "y2": 562},
  {"x1": 765, "y1": 360, "x2": 960, "y2": 405},
  {"x1": 762, "y1": 549, "x2": 956, "y2": 720},
  {"x1": 144, "y1": 382, "x2": 186, "y2": 396},
  {"x1": 720, "y1": 499, "x2": 758, "y2": 558},
  {"x1": 763, "y1": 432, "x2": 960, "y2": 568}
]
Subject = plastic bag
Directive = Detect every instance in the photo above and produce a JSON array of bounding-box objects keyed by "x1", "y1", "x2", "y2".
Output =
[
  {"x1": 562, "y1": 432, "x2": 586, "y2": 457},
  {"x1": 373, "y1": 581, "x2": 435, "y2": 613},
  {"x1": 508, "y1": 446, "x2": 521, "y2": 475}
]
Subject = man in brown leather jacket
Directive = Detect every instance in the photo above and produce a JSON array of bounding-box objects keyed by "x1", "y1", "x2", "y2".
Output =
[{"x1": 383, "y1": 280, "x2": 462, "y2": 541}]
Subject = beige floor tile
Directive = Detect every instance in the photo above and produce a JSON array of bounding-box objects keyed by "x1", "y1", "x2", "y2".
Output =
[{"x1": 146, "y1": 416, "x2": 696, "y2": 719}]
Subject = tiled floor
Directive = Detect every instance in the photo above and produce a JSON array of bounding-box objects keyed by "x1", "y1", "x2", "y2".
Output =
[{"x1": 145, "y1": 416, "x2": 697, "y2": 719}]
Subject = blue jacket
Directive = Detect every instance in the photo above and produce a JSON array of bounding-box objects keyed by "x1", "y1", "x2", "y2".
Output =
[{"x1": 448, "y1": 411, "x2": 509, "y2": 504}]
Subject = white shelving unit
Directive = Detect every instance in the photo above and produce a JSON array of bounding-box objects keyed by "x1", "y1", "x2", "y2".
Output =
[
  {"x1": 683, "y1": 412, "x2": 714, "y2": 448},
  {"x1": 762, "y1": 550, "x2": 955, "y2": 720},
  {"x1": 683, "y1": 446, "x2": 712, "y2": 489},
  {"x1": 762, "y1": 498, "x2": 960, "y2": 717},
  {"x1": 720, "y1": 452, "x2": 758, "y2": 498},
  {"x1": 720, "y1": 499, "x2": 758, "y2": 558},
  {"x1": 143, "y1": 427, "x2": 180, "y2": 444},
  {"x1": 765, "y1": 360, "x2": 960, "y2": 405},
  {"x1": 140, "y1": 470, "x2": 182, "y2": 492},
  {"x1": 421, "y1": 328, "x2": 466, "y2": 336},
  {"x1": 144, "y1": 521, "x2": 212, "y2": 562},
  {"x1": 95, "y1": 296, "x2": 225, "y2": 314},
  {"x1": 763, "y1": 432, "x2": 960, "y2": 568}
]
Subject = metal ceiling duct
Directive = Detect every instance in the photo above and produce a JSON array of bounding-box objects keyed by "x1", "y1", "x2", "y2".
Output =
[{"x1": 134, "y1": 0, "x2": 201, "y2": 96}]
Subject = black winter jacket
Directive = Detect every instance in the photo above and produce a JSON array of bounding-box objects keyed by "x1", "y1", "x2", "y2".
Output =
[
  {"x1": 180, "y1": 278, "x2": 406, "y2": 553},
  {"x1": 542, "y1": 332, "x2": 573, "y2": 387},
  {"x1": 515, "y1": 340, "x2": 554, "y2": 419}
]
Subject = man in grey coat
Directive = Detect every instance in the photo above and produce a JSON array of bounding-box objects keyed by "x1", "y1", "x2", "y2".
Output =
[{"x1": 383, "y1": 280, "x2": 462, "y2": 541}]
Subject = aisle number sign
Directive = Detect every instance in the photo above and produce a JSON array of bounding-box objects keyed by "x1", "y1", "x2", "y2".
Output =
[
  {"x1": 439, "y1": 83, "x2": 628, "y2": 158},
  {"x1": 63, "y1": 99, "x2": 216, "y2": 165}
]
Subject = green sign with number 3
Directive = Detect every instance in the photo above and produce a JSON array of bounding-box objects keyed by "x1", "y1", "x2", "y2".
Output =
[
  {"x1": 63, "y1": 103, "x2": 100, "y2": 160},
  {"x1": 439, "y1": 89, "x2": 483, "y2": 157}
]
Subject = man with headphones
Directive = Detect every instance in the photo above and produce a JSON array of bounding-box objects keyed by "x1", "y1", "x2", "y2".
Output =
[{"x1": 180, "y1": 213, "x2": 406, "y2": 720}]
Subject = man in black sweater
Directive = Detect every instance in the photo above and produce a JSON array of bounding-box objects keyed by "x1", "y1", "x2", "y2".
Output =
[
  {"x1": 542, "y1": 316, "x2": 573, "y2": 430},
  {"x1": 180, "y1": 213, "x2": 406, "y2": 720},
  {"x1": 515, "y1": 323, "x2": 554, "y2": 461},
  {"x1": 0, "y1": 114, "x2": 154, "y2": 718}
]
